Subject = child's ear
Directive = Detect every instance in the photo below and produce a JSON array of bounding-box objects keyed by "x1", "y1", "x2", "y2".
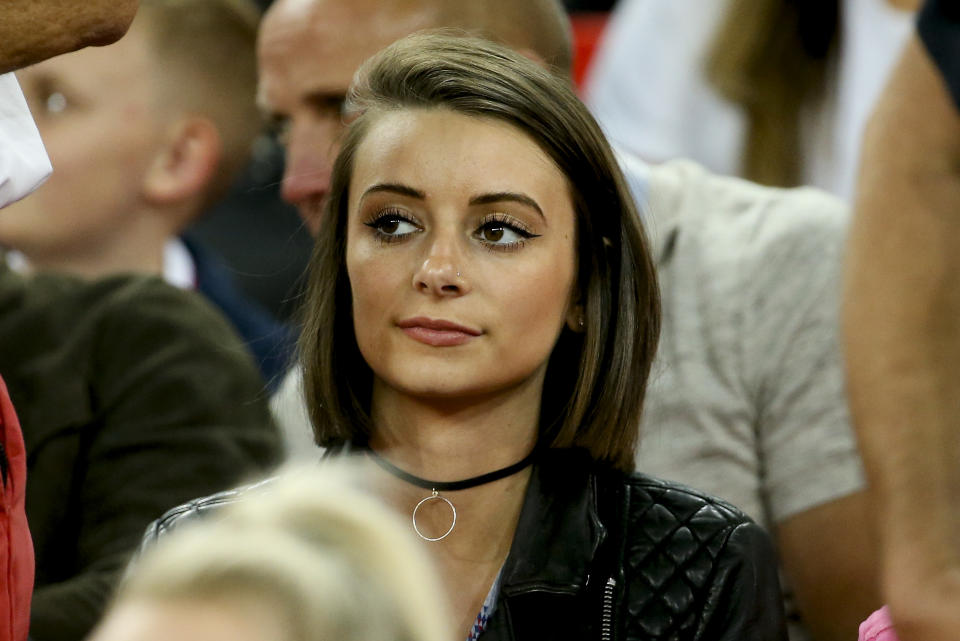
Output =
[{"x1": 142, "y1": 116, "x2": 221, "y2": 208}]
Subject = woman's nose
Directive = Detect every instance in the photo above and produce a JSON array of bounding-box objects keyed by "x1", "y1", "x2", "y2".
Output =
[{"x1": 412, "y1": 235, "x2": 470, "y2": 297}]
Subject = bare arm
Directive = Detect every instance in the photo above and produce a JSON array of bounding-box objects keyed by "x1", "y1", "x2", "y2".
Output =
[
  {"x1": 844, "y1": 35, "x2": 960, "y2": 641},
  {"x1": 776, "y1": 491, "x2": 880, "y2": 641},
  {"x1": 0, "y1": 0, "x2": 139, "y2": 73}
]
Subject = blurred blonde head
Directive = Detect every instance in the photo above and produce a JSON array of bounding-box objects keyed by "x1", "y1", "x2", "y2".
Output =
[{"x1": 89, "y1": 464, "x2": 451, "y2": 641}]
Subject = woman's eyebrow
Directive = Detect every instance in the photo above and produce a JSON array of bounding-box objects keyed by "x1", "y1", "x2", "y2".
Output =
[
  {"x1": 469, "y1": 192, "x2": 545, "y2": 219},
  {"x1": 360, "y1": 186, "x2": 546, "y2": 221},
  {"x1": 361, "y1": 183, "x2": 425, "y2": 200}
]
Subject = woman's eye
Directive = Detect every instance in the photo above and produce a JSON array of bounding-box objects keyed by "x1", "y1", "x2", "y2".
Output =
[
  {"x1": 475, "y1": 220, "x2": 538, "y2": 247},
  {"x1": 365, "y1": 214, "x2": 419, "y2": 239},
  {"x1": 480, "y1": 225, "x2": 513, "y2": 243}
]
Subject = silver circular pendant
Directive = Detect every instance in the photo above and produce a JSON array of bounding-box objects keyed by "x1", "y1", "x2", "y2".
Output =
[{"x1": 412, "y1": 490, "x2": 457, "y2": 542}]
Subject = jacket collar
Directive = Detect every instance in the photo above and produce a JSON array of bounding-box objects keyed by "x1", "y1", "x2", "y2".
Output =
[{"x1": 498, "y1": 449, "x2": 607, "y2": 596}]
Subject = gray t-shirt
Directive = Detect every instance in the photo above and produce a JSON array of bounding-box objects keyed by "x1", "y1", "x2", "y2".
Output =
[
  {"x1": 635, "y1": 158, "x2": 863, "y2": 641},
  {"x1": 636, "y1": 157, "x2": 862, "y2": 529}
]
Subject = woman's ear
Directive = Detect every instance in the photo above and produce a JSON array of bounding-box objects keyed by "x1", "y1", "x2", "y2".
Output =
[
  {"x1": 142, "y1": 116, "x2": 221, "y2": 208},
  {"x1": 565, "y1": 303, "x2": 586, "y2": 333}
]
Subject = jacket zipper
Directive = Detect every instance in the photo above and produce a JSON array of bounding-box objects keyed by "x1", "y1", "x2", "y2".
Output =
[{"x1": 601, "y1": 577, "x2": 616, "y2": 641}]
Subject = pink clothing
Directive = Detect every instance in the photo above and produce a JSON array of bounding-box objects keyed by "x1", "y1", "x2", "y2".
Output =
[{"x1": 860, "y1": 607, "x2": 899, "y2": 641}]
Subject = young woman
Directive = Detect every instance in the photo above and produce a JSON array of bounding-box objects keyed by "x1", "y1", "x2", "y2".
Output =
[
  {"x1": 295, "y1": 33, "x2": 787, "y2": 641},
  {"x1": 143, "y1": 32, "x2": 787, "y2": 641}
]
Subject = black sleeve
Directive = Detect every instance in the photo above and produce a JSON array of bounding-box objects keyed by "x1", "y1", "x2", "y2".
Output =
[{"x1": 919, "y1": 0, "x2": 960, "y2": 111}]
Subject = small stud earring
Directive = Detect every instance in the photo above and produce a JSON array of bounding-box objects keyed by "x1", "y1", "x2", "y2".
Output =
[{"x1": 578, "y1": 316, "x2": 585, "y2": 329}]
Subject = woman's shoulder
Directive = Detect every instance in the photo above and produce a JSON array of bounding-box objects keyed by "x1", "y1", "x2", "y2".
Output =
[
  {"x1": 618, "y1": 471, "x2": 754, "y2": 528},
  {"x1": 600, "y1": 470, "x2": 787, "y2": 640},
  {"x1": 604, "y1": 469, "x2": 769, "y2": 565}
]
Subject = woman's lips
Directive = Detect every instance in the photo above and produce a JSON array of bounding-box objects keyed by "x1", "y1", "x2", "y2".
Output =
[{"x1": 396, "y1": 317, "x2": 482, "y2": 347}]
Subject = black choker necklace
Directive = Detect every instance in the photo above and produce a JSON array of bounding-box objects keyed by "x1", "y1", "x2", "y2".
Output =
[{"x1": 366, "y1": 447, "x2": 538, "y2": 542}]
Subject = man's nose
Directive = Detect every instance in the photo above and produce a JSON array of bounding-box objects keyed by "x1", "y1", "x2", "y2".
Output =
[{"x1": 279, "y1": 117, "x2": 341, "y2": 210}]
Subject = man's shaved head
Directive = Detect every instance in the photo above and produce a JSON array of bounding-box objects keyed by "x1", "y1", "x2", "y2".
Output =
[
  {"x1": 271, "y1": 0, "x2": 572, "y2": 71},
  {"x1": 258, "y1": 0, "x2": 573, "y2": 234},
  {"x1": 425, "y1": 0, "x2": 573, "y2": 73}
]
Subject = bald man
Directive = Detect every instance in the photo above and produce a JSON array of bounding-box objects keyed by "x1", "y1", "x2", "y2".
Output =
[
  {"x1": 259, "y1": 2, "x2": 874, "y2": 639},
  {"x1": 257, "y1": 0, "x2": 572, "y2": 235}
]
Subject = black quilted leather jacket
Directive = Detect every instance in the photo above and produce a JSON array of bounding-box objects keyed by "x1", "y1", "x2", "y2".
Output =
[{"x1": 141, "y1": 449, "x2": 787, "y2": 641}]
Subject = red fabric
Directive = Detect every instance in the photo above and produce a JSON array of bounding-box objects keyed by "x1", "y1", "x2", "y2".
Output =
[
  {"x1": 0, "y1": 375, "x2": 33, "y2": 641},
  {"x1": 570, "y1": 12, "x2": 610, "y2": 91}
]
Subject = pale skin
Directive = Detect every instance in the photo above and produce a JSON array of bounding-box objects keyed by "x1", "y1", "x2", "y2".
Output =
[
  {"x1": 258, "y1": 1, "x2": 881, "y2": 638},
  {"x1": 345, "y1": 108, "x2": 579, "y2": 636},
  {"x1": 0, "y1": 0, "x2": 140, "y2": 74},
  {"x1": 844, "y1": 35, "x2": 960, "y2": 641}
]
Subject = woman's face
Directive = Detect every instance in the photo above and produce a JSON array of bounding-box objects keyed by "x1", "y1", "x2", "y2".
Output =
[{"x1": 345, "y1": 108, "x2": 579, "y2": 401}]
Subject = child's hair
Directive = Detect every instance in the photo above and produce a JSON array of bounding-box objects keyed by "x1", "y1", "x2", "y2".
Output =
[
  {"x1": 107, "y1": 463, "x2": 451, "y2": 641},
  {"x1": 138, "y1": 0, "x2": 264, "y2": 199}
]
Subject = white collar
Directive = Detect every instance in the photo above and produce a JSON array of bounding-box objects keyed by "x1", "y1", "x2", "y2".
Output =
[
  {"x1": 163, "y1": 237, "x2": 197, "y2": 290},
  {"x1": 0, "y1": 73, "x2": 52, "y2": 208}
]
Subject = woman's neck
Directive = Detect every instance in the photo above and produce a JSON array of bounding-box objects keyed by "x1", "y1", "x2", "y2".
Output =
[
  {"x1": 366, "y1": 377, "x2": 540, "y2": 557},
  {"x1": 365, "y1": 379, "x2": 545, "y2": 638},
  {"x1": 367, "y1": 377, "x2": 541, "y2": 481}
]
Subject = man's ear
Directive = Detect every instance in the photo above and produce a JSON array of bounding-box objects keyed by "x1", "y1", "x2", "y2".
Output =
[{"x1": 142, "y1": 116, "x2": 221, "y2": 207}]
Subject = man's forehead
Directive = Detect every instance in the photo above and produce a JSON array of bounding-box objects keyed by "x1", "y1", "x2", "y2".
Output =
[
  {"x1": 263, "y1": 0, "x2": 441, "y2": 43},
  {"x1": 258, "y1": 0, "x2": 441, "y2": 111}
]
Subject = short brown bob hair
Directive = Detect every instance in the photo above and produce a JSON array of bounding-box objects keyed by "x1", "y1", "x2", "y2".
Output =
[{"x1": 299, "y1": 33, "x2": 660, "y2": 472}]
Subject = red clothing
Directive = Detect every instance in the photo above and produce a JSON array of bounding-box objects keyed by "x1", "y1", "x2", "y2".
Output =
[{"x1": 1, "y1": 374, "x2": 33, "y2": 641}]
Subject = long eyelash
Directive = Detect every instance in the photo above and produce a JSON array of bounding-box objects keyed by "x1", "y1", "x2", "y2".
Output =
[
  {"x1": 480, "y1": 213, "x2": 539, "y2": 237},
  {"x1": 483, "y1": 239, "x2": 527, "y2": 253},
  {"x1": 477, "y1": 213, "x2": 541, "y2": 252},
  {"x1": 363, "y1": 208, "x2": 418, "y2": 243},
  {"x1": 362, "y1": 207, "x2": 409, "y2": 227}
]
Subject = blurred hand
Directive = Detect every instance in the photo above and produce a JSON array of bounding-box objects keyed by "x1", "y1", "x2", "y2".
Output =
[{"x1": 1, "y1": 0, "x2": 140, "y2": 73}]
